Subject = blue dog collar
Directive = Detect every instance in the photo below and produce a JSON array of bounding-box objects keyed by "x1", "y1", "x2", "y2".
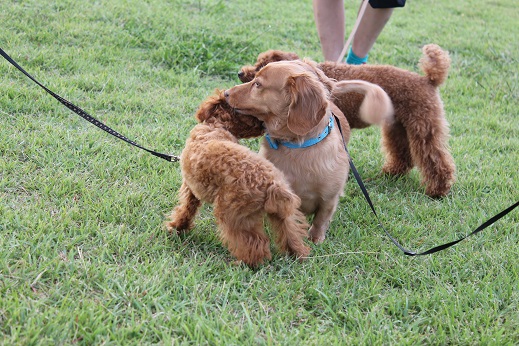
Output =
[{"x1": 265, "y1": 115, "x2": 335, "y2": 150}]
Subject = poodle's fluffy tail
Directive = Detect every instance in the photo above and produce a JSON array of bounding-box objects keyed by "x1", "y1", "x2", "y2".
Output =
[
  {"x1": 333, "y1": 80, "x2": 394, "y2": 126},
  {"x1": 265, "y1": 183, "x2": 310, "y2": 259},
  {"x1": 419, "y1": 44, "x2": 451, "y2": 87}
]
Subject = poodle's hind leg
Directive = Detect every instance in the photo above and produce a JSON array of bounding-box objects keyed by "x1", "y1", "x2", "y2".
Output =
[
  {"x1": 381, "y1": 121, "x2": 414, "y2": 176},
  {"x1": 408, "y1": 118, "x2": 456, "y2": 197},
  {"x1": 166, "y1": 181, "x2": 201, "y2": 234},
  {"x1": 215, "y1": 204, "x2": 271, "y2": 267}
]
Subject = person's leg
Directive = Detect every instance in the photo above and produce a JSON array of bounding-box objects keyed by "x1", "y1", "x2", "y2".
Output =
[
  {"x1": 312, "y1": 0, "x2": 345, "y2": 62},
  {"x1": 350, "y1": 5, "x2": 394, "y2": 59},
  {"x1": 314, "y1": 0, "x2": 396, "y2": 63}
]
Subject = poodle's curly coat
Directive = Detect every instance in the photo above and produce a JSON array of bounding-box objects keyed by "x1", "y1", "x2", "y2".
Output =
[{"x1": 239, "y1": 44, "x2": 456, "y2": 197}]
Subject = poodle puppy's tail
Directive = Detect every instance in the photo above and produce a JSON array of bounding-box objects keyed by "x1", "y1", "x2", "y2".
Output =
[
  {"x1": 265, "y1": 183, "x2": 310, "y2": 258},
  {"x1": 419, "y1": 44, "x2": 451, "y2": 87},
  {"x1": 333, "y1": 80, "x2": 394, "y2": 126}
]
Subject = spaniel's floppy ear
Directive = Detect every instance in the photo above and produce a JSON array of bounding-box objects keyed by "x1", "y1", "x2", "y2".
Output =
[{"x1": 286, "y1": 73, "x2": 328, "y2": 136}]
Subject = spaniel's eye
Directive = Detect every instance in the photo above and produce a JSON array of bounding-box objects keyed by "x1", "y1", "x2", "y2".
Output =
[{"x1": 254, "y1": 81, "x2": 261, "y2": 88}]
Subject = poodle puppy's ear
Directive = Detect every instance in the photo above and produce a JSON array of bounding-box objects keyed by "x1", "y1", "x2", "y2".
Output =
[
  {"x1": 195, "y1": 90, "x2": 264, "y2": 138},
  {"x1": 227, "y1": 113, "x2": 265, "y2": 139},
  {"x1": 195, "y1": 90, "x2": 228, "y2": 123},
  {"x1": 286, "y1": 73, "x2": 329, "y2": 136}
]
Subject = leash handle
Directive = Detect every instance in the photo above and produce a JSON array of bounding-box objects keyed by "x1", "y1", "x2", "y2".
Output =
[
  {"x1": 333, "y1": 114, "x2": 518, "y2": 256},
  {"x1": 1, "y1": 47, "x2": 179, "y2": 163}
]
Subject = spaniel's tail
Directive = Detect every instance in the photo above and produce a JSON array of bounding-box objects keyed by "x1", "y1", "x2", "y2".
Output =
[{"x1": 333, "y1": 80, "x2": 394, "y2": 126}]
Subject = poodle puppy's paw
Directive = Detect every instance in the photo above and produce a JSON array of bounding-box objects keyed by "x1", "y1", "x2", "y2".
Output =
[{"x1": 164, "y1": 219, "x2": 191, "y2": 236}]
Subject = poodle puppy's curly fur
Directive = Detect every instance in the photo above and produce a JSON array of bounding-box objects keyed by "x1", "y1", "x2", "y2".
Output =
[
  {"x1": 166, "y1": 91, "x2": 310, "y2": 267},
  {"x1": 239, "y1": 44, "x2": 456, "y2": 197}
]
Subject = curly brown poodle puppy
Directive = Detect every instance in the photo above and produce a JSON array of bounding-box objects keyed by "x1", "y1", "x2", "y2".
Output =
[
  {"x1": 166, "y1": 91, "x2": 310, "y2": 266},
  {"x1": 225, "y1": 61, "x2": 393, "y2": 243},
  {"x1": 239, "y1": 44, "x2": 456, "y2": 197}
]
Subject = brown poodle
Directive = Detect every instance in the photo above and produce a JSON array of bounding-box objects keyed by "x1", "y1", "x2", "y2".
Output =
[
  {"x1": 239, "y1": 44, "x2": 456, "y2": 197},
  {"x1": 166, "y1": 91, "x2": 310, "y2": 266},
  {"x1": 225, "y1": 60, "x2": 393, "y2": 243}
]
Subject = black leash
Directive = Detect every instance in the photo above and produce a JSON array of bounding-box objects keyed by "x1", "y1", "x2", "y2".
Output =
[
  {"x1": 1, "y1": 48, "x2": 179, "y2": 163},
  {"x1": 333, "y1": 115, "x2": 518, "y2": 256}
]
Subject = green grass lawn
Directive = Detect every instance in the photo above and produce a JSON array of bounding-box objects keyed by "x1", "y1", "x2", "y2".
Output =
[{"x1": 1, "y1": 0, "x2": 518, "y2": 344}]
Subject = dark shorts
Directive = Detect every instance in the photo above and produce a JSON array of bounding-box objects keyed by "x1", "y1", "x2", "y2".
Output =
[{"x1": 369, "y1": 0, "x2": 406, "y2": 8}]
